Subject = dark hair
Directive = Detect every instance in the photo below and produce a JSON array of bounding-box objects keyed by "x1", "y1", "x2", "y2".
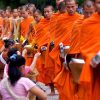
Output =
[
  {"x1": 7, "y1": 47, "x2": 18, "y2": 64},
  {"x1": 8, "y1": 55, "x2": 25, "y2": 85},
  {"x1": 7, "y1": 48, "x2": 18, "y2": 58},
  {"x1": 4, "y1": 39, "x2": 15, "y2": 48}
]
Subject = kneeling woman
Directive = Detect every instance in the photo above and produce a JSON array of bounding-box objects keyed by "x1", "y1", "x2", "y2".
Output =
[{"x1": 0, "y1": 54, "x2": 47, "y2": 100}]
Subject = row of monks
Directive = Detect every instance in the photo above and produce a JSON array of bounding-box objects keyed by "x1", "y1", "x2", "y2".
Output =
[{"x1": 0, "y1": 0, "x2": 100, "y2": 100}]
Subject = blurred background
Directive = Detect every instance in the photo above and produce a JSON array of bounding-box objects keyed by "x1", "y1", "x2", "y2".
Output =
[{"x1": 0, "y1": 0, "x2": 84, "y2": 10}]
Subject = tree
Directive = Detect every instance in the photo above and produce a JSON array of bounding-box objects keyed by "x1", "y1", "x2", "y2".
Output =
[
  {"x1": 0, "y1": 0, "x2": 83, "y2": 9},
  {"x1": 77, "y1": 0, "x2": 84, "y2": 6}
]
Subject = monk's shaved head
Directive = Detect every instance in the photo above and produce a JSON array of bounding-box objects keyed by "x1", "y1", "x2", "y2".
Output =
[
  {"x1": 13, "y1": 9, "x2": 18, "y2": 18},
  {"x1": 44, "y1": 5, "x2": 54, "y2": 19},
  {"x1": 21, "y1": 7, "x2": 29, "y2": 18},
  {"x1": 83, "y1": 0, "x2": 94, "y2": 8},
  {"x1": 33, "y1": 9, "x2": 42, "y2": 23},
  {"x1": 83, "y1": 0, "x2": 95, "y2": 18}
]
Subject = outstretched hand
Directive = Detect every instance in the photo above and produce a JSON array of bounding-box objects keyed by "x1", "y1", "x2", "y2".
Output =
[{"x1": 34, "y1": 52, "x2": 41, "y2": 58}]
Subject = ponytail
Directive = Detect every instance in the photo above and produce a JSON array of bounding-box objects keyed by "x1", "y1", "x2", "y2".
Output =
[{"x1": 8, "y1": 54, "x2": 25, "y2": 85}]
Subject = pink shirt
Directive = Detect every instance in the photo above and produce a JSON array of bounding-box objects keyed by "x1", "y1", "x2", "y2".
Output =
[{"x1": 0, "y1": 77, "x2": 36, "y2": 100}]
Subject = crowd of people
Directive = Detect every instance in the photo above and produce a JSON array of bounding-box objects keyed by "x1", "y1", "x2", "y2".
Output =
[{"x1": 0, "y1": 0, "x2": 100, "y2": 100}]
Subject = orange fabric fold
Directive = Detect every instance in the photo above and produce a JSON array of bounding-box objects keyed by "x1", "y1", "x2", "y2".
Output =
[
  {"x1": 80, "y1": 13, "x2": 100, "y2": 100},
  {"x1": 35, "y1": 18, "x2": 50, "y2": 48},
  {"x1": 69, "y1": 16, "x2": 84, "y2": 54},
  {"x1": 50, "y1": 13, "x2": 81, "y2": 68},
  {"x1": 36, "y1": 55, "x2": 46, "y2": 84},
  {"x1": 20, "y1": 16, "x2": 34, "y2": 38}
]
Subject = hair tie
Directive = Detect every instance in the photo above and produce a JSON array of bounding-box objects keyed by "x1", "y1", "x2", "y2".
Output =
[{"x1": 10, "y1": 54, "x2": 17, "y2": 61}]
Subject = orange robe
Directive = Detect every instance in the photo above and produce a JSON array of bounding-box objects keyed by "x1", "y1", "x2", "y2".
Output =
[
  {"x1": 3, "y1": 17, "x2": 13, "y2": 37},
  {"x1": 69, "y1": 16, "x2": 84, "y2": 54},
  {"x1": 20, "y1": 16, "x2": 34, "y2": 38},
  {"x1": 80, "y1": 13, "x2": 100, "y2": 100},
  {"x1": 20, "y1": 16, "x2": 34, "y2": 66},
  {"x1": 44, "y1": 12, "x2": 61, "y2": 85},
  {"x1": 36, "y1": 53, "x2": 46, "y2": 84},
  {"x1": 49, "y1": 13, "x2": 81, "y2": 74},
  {"x1": 0, "y1": 17, "x2": 13, "y2": 50},
  {"x1": 35, "y1": 17, "x2": 56, "y2": 85},
  {"x1": 25, "y1": 56, "x2": 33, "y2": 66},
  {"x1": 28, "y1": 21, "x2": 36, "y2": 45},
  {"x1": 47, "y1": 13, "x2": 81, "y2": 100},
  {"x1": 64, "y1": 16, "x2": 90, "y2": 100},
  {"x1": 49, "y1": 11, "x2": 61, "y2": 41},
  {"x1": 35, "y1": 18, "x2": 50, "y2": 48}
]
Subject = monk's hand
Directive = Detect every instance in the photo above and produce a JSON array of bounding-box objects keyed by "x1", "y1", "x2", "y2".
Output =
[
  {"x1": 34, "y1": 52, "x2": 41, "y2": 59},
  {"x1": 59, "y1": 42, "x2": 65, "y2": 58},
  {"x1": 90, "y1": 51, "x2": 100, "y2": 68},
  {"x1": 22, "y1": 39, "x2": 28, "y2": 47},
  {"x1": 59, "y1": 42, "x2": 64, "y2": 51}
]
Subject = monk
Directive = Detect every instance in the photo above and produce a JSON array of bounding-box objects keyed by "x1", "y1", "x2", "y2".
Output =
[
  {"x1": 50, "y1": 0, "x2": 81, "y2": 54},
  {"x1": 25, "y1": 9, "x2": 43, "y2": 45},
  {"x1": 11, "y1": 9, "x2": 21, "y2": 41},
  {"x1": 35, "y1": 5, "x2": 54, "y2": 94},
  {"x1": 44, "y1": 1, "x2": 67, "y2": 95},
  {"x1": 2, "y1": 9, "x2": 13, "y2": 39},
  {"x1": 79, "y1": 0, "x2": 100, "y2": 99},
  {"x1": 35, "y1": 5, "x2": 54, "y2": 48},
  {"x1": 50, "y1": 0, "x2": 82, "y2": 99},
  {"x1": 64, "y1": 0, "x2": 95, "y2": 100},
  {"x1": 69, "y1": 0, "x2": 95, "y2": 56},
  {"x1": 49, "y1": 0, "x2": 81, "y2": 77},
  {"x1": 27, "y1": 4, "x2": 36, "y2": 17},
  {"x1": 34, "y1": 10, "x2": 43, "y2": 24},
  {"x1": 24, "y1": 10, "x2": 43, "y2": 67},
  {"x1": 20, "y1": 7, "x2": 34, "y2": 43},
  {"x1": 19, "y1": 8, "x2": 34, "y2": 66}
]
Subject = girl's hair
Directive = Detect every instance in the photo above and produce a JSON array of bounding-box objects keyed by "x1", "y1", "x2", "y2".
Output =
[
  {"x1": 7, "y1": 47, "x2": 18, "y2": 64},
  {"x1": 7, "y1": 48, "x2": 18, "y2": 58},
  {"x1": 8, "y1": 55, "x2": 25, "y2": 85},
  {"x1": 4, "y1": 39, "x2": 15, "y2": 48}
]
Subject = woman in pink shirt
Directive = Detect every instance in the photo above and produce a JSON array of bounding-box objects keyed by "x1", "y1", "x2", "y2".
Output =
[{"x1": 0, "y1": 54, "x2": 47, "y2": 100}]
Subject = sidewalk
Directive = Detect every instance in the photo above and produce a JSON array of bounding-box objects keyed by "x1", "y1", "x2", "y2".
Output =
[{"x1": 37, "y1": 82, "x2": 59, "y2": 100}]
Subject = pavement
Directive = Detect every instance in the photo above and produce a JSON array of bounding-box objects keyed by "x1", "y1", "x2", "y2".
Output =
[{"x1": 36, "y1": 82, "x2": 59, "y2": 100}]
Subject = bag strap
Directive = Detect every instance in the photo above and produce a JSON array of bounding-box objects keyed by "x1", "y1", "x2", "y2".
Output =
[
  {"x1": 0, "y1": 53, "x2": 6, "y2": 65},
  {"x1": 3, "y1": 78, "x2": 29, "y2": 100}
]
